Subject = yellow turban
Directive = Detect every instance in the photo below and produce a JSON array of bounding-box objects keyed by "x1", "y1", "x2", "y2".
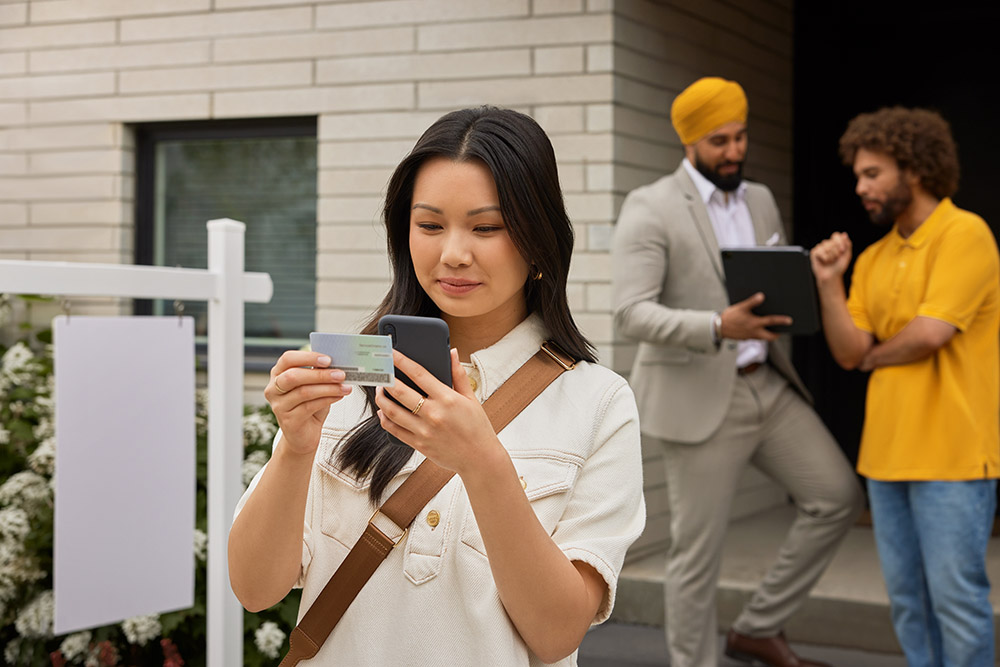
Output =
[{"x1": 670, "y1": 77, "x2": 748, "y2": 145}]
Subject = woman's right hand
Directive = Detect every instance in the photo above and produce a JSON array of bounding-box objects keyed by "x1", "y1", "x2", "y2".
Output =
[{"x1": 264, "y1": 351, "x2": 352, "y2": 456}]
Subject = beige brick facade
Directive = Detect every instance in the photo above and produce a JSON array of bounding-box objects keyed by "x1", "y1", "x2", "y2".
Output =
[{"x1": 1, "y1": 0, "x2": 793, "y2": 557}]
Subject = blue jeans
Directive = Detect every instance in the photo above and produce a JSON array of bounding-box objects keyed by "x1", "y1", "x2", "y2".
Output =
[{"x1": 867, "y1": 479, "x2": 997, "y2": 667}]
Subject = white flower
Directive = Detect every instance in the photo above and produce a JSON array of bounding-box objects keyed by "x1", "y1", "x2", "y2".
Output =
[
  {"x1": 0, "y1": 538, "x2": 19, "y2": 560},
  {"x1": 1, "y1": 536, "x2": 45, "y2": 601},
  {"x1": 0, "y1": 470, "x2": 52, "y2": 511},
  {"x1": 4, "y1": 638, "x2": 21, "y2": 665},
  {"x1": 241, "y1": 449, "x2": 270, "y2": 487},
  {"x1": 0, "y1": 550, "x2": 45, "y2": 587},
  {"x1": 34, "y1": 412, "x2": 55, "y2": 439},
  {"x1": 0, "y1": 507, "x2": 30, "y2": 543},
  {"x1": 15, "y1": 589, "x2": 53, "y2": 638},
  {"x1": 60, "y1": 630, "x2": 93, "y2": 662},
  {"x1": 27, "y1": 436, "x2": 56, "y2": 475},
  {"x1": 195, "y1": 389, "x2": 209, "y2": 437},
  {"x1": 195, "y1": 388, "x2": 209, "y2": 411},
  {"x1": 243, "y1": 411, "x2": 277, "y2": 447},
  {"x1": 0, "y1": 572, "x2": 16, "y2": 607},
  {"x1": 254, "y1": 620, "x2": 286, "y2": 659},
  {"x1": 121, "y1": 613, "x2": 161, "y2": 646},
  {"x1": 0, "y1": 425, "x2": 9, "y2": 445},
  {"x1": 1, "y1": 341, "x2": 34, "y2": 383},
  {"x1": 193, "y1": 528, "x2": 207, "y2": 563}
]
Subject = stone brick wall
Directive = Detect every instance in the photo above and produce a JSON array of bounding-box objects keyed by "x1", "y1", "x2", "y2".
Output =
[{"x1": 0, "y1": 0, "x2": 625, "y2": 356}]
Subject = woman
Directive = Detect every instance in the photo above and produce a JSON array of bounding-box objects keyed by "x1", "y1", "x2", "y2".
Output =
[{"x1": 228, "y1": 107, "x2": 645, "y2": 666}]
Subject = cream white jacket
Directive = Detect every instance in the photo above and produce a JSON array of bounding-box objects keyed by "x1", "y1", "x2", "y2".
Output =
[{"x1": 236, "y1": 314, "x2": 646, "y2": 666}]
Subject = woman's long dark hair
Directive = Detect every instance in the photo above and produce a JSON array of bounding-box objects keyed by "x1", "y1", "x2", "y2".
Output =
[{"x1": 336, "y1": 106, "x2": 596, "y2": 503}]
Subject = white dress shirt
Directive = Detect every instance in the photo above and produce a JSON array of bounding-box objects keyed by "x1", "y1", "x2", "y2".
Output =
[
  {"x1": 236, "y1": 314, "x2": 646, "y2": 666},
  {"x1": 682, "y1": 158, "x2": 768, "y2": 368}
]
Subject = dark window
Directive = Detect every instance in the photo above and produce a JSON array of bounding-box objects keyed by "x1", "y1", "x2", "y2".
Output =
[{"x1": 135, "y1": 118, "x2": 317, "y2": 368}]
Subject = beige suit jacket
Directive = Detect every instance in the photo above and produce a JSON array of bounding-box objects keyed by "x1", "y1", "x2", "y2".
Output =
[{"x1": 612, "y1": 163, "x2": 810, "y2": 444}]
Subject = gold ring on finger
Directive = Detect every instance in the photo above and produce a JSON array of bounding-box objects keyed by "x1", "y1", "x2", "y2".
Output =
[
  {"x1": 411, "y1": 396, "x2": 425, "y2": 416},
  {"x1": 274, "y1": 378, "x2": 290, "y2": 395}
]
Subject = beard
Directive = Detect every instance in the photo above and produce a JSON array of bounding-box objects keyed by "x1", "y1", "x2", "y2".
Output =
[
  {"x1": 864, "y1": 177, "x2": 913, "y2": 226},
  {"x1": 694, "y1": 154, "x2": 744, "y2": 192}
]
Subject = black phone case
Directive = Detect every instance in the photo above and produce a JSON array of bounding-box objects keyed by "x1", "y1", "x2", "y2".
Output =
[{"x1": 377, "y1": 315, "x2": 452, "y2": 448}]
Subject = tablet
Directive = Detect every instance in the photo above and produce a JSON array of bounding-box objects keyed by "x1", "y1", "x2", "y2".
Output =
[{"x1": 720, "y1": 246, "x2": 820, "y2": 335}]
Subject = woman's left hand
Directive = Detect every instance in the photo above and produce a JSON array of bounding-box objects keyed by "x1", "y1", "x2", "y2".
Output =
[{"x1": 375, "y1": 348, "x2": 499, "y2": 475}]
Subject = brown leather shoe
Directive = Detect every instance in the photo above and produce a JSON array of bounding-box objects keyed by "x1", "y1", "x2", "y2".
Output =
[{"x1": 724, "y1": 629, "x2": 832, "y2": 667}]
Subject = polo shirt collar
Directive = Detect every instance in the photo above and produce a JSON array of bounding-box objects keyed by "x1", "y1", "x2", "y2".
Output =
[
  {"x1": 894, "y1": 197, "x2": 955, "y2": 248},
  {"x1": 466, "y1": 313, "x2": 548, "y2": 401}
]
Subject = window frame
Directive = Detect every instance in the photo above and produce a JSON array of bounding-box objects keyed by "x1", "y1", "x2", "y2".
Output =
[{"x1": 133, "y1": 116, "x2": 318, "y2": 371}]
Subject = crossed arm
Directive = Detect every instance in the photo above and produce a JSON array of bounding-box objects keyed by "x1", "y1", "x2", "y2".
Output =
[{"x1": 811, "y1": 232, "x2": 956, "y2": 371}]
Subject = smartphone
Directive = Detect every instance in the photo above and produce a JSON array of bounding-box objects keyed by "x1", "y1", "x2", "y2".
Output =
[{"x1": 377, "y1": 314, "x2": 452, "y2": 448}]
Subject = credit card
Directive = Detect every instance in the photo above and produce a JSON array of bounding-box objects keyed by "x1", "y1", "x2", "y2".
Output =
[{"x1": 308, "y1": 332, "x2": 394, "y2": 387}]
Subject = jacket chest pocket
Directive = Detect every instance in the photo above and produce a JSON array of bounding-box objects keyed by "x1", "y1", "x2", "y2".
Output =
[
  {"x1": 401, "y1": 478, "x2": 462, "y2": 585},
  {"x1": 316, "y1": 427, "x2": 420, "y2": 549},
  {"x1": 460, "y1": 453, "x2": 581, "y2": 558},
  {"x1": 317, "y1": 443, "x2": 456, "y2": 586},
  {"x1": 318, "y1": 467, "x2": 377, "y2": 551}
]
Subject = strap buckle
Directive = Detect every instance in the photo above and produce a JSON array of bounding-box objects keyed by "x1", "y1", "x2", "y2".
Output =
[
  {"x1": 367, "y1": 509, "x2": 408, "y2": 547},
  {"x1": 540, "y1": 341, "x2": 576, "y2": 371}
]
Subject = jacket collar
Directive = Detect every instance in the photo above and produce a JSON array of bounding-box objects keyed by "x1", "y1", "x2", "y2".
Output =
[
  {"x1": 466, "y1": 313, "x2": 548, "y2": 401},
  {"x1": 675, "y1": 162, "x2": 725, "y2": 281},
  {"x1": 745, "y1": 185, "x2": 773, "y2": 246}
]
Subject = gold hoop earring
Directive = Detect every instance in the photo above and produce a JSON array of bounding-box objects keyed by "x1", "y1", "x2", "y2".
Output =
[{"x1": 530, "y1": 264, "x2": 543, "y2": 281}]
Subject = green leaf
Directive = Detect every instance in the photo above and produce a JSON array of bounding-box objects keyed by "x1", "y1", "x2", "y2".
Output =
[
  {"x1": 276, "y1": 594, "x2": 301, "y2": 628},
  {"x1": 243, "y1": 647, "x2": 267, "y2": 667},
  {"x1": 159, "y1": 609, "x2": 190, "y2": 635},
  {"x1": 243, "y1": 612, "x2": 263, "y2": 632}
]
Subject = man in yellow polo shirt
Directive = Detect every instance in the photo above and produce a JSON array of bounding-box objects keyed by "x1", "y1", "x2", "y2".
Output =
[{"x1": 812, "y1": 106, "x2": 999, "y2": 666}]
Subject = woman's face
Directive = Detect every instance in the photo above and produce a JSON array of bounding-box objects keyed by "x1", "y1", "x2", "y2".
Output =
[{"x1": 409, "y1": 157, "x2": 530, "y2": 330}]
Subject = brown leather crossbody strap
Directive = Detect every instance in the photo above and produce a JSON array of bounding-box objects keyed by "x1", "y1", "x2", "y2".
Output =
[{"x1": 280, "y1": 342, "x2": 576, "y2": 666}]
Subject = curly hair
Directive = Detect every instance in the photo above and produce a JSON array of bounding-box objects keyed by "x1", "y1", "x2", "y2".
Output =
[{"x1": 839, "y1": 106, "x2": 959, "y2": 199}]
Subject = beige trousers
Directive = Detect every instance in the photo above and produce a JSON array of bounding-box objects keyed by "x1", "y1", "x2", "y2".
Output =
[{"x1": 658, "y1": 363, "x2": 863, "y2": 667}]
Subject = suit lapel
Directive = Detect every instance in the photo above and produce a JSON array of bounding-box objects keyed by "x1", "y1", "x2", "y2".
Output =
[
  {"x1": 676, "y1": 167, "x2": 725, "y2": 282},
  {"x1": 746, "y1": 185, "x2": 777, "y2": 246}
]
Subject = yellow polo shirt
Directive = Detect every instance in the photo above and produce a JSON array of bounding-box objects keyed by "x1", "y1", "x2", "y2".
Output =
[{"x1": 847, "y1": 198, "x2": 1000, "y2": 481}]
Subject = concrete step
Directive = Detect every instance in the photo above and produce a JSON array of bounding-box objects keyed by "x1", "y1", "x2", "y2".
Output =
[{"x1": 611, "y1": 503, "x2": 1000, "y2": 653}]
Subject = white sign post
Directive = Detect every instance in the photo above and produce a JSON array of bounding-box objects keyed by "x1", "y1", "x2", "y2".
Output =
[{"x1": 0, "y1": 219, "x2": 271, "y2": 666}]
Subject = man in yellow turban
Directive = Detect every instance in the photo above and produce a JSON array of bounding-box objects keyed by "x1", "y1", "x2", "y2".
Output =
[{"x1": 612, "y1": 78, "x2": 862, "y2": 667}]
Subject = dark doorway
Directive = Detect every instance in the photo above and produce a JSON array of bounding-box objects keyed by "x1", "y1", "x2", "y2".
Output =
[{"x1": 791, "y1": 3, "x2": 1000, "y2": 466}]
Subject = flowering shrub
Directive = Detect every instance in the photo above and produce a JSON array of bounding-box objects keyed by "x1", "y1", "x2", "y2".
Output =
[{"x1": 0, "y1": 296, "x2": 300, "y2": 666}]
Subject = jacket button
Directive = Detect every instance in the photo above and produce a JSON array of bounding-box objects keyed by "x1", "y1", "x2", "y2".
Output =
[
  {"x1": 426, "y1": 510, "x2": 440, "y2": 528},
  {"x1": 520, "y1": 476, "x2": 527, "y2": 490},
  {"x1": 469, "y1": 376, "x2": 478, "y2": 392}
]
